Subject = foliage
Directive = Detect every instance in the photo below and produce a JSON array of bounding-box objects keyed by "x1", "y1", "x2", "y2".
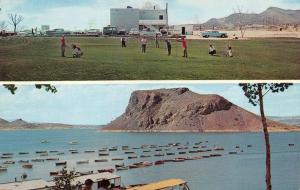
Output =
[
  {"x1": 239, "y1": 83, "x2": 293, "y2": 106},
  {"x1": 53, "y1": 167, "x2": 78, "y2": 190},
  {"x1": 3, "y1": 84, "x2": 57, "y2": 95}
]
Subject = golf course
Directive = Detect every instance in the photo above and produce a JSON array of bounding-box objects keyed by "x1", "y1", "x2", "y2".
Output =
[{"x1": 0, "y1": 37, "x2": 299, "y2": 81}]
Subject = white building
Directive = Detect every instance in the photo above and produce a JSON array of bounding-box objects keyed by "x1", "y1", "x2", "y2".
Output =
[{"x1": 110, "y1": 4, "x2": 169, "y2": 32}]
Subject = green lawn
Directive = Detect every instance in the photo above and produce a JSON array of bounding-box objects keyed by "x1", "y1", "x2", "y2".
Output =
[{"x1": 0, "y1": 37, "x2": 299, "y2": 80}]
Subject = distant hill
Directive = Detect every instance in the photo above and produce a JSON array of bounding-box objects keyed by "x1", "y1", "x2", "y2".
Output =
[
  {"x1": 270, "y1": 116, "x2": 300, "y2": 127},
  {"x1": 103, "y1": 88, "x2": 299, "y2": 133},
  {"x1": 0, "y1": 118, "x2": 100, "y2": 130},
  {"x1": 203, "y1": 7, "x2": 300, "y2": 28}
]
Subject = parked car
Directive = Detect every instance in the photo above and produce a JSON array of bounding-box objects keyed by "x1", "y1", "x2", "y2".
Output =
[
  {"x1": 86, "y1": 29, "x2": 101, "y2": 37},
  {"x1": 140, "y1": 28, "x2": 162, "y2": 37},
  {"x1": 103, "y1": 26, "x2": 118, "y2": 36},
  {"x1": 202, "y1": 30, "x2": 228, "y2": 38},
  {"x1": 129, "y1": 28, "x2": 140, "y2": 36},
  {"x1": 46, "y1": 29, "x2": 71, "y2": 37}
]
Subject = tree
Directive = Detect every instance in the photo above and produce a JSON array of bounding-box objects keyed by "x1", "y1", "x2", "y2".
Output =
[
  {"x1": 8, "y1": 13, "x2": 23, "y2": 33},
  {"x1": 3, "y1": 84, "x2": 57, "y2": 95},
  {"x1": 53, "y1": 167, "x2": 78, "y2": 190},
  {"x1": 239, "y1": 83, "x2": 293, "y2": 190},
  {"x1": 233, "y1": 6, "x2": 247, "y2": 38}
]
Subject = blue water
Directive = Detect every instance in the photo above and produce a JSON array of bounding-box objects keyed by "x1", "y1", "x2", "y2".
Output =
[{"x1": 0, "y1": 130, "x2": 299, "y2": 190}]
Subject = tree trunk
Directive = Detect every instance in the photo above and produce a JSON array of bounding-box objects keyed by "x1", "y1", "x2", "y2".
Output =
[
  {"x1": 258, "y1": 84, "x2": 272, "y2": 190},
  {"x1": 14, "y1": 25, "x2": 17, "y2": 33}
]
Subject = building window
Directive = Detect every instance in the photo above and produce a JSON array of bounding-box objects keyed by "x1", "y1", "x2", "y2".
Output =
[{"x1": 159, "y1": 15, "x2": 164, "y2": 20}]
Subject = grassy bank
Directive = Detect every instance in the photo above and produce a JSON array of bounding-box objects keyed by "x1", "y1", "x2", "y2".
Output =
[{"x1": 0, "y1": 37, "x2": 299, "y2": 80}]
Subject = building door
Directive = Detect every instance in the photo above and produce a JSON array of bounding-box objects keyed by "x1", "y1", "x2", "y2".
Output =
[{"x1": 182, "y1": 27, "x2": 186, "y2": 35}]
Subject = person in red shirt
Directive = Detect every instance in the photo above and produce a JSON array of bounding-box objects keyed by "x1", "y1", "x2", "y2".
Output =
[
  {"x1": 60, "y1": 35, "x2": 66, "y2": 57},
  {"x1": 177, "y1": 36, "x2": 188, "y2": 58}
]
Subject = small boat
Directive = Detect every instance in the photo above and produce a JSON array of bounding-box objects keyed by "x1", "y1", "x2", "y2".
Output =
[
  {"x1": 109, "y1": 148, "x2": 118, "y2": 151},
  {"x1": 173, "y1": 158, "x2": 185, "y2": 162},
  {"x1": 56, "y1": 161, "x2": 67, "y2": 166},
  {"x1": 71, "y1": 151, "x2": 79, "y2": 154},
  {"x1": 46, "y1": 158, "x2": 59, "y2": 161},
  {"x1": 132, "y1": 147, "x2": 140, "y2": 150},
  {"x1": 166, "y1": 153, "x2": 175, "y2": 156},
  {"x1": 189, "y1": 151, "x2": 198, "y2": 154},
  {"x1": 128, "y1": 156, "x2": 138, "y2": 159},
  {"x1": 140, "y1": 155, "x2": 151, "y2": 158},
  {"x1": 95, "y1": 159, "x2": 108, "y2": 163},
  {"x1": 49, "y1": 150, "x2": 59, "y2": 153},
  {"x1": 154, "y1": 160, "x2": 165, "y2": 165},
  {"x1": 143, "y1": 150, "x2": 151, "y2": 153},
  {"x1": 115, "y1": 163, "x2": 125, "y2": 168},
  {"x1": 129, "y1": 164, "x2": 139, "y2": 169},
  {"x1": 229, "y1": 152, "x2": 238, "y2": 155},
  {"x1": 247, "y1": 145, "x2": 253, "y2": 148},
  {"x1": 19, "y1": 152, "x2": 29, "y2": 155},
  {"x1": 41, "y1": 140, "x2": 49, "y2": 144},
  {"x1": 3, "y1": 160, "x2": 15, "y2": 164},
  {"x1": 84, "y1": 150, "x2": 95, "y2": 153},
  {"x1": 79, "y1": 171, "x2": 93, "y2": 176},
  {"x1": 69, "y1": 141, "x2": 79, "y2": 145},
  {"x1": 154, "y1": 153, "x2": 164, "y2": 157},
  {"x1": 31, "y1": 159, "x2": 44, "y2": 162},
  {"x1": 213, "y1": 147, "x2": 225, "y2": 151},
  {"x1": 235, "y1": 146, "x2": 240, "y2": 149},
  {"x1": 98, "y1": 168, "x2": 114, "y2": 173},
  {"x1": 0, "y1": 166, "x2": 8, "y2": 172},
  {"x1": 201, "y1": 146, "x2": 207, "y2": 148},
  {"x1": 1, "y1": 156, "x2": 13, "y2": 159},
  {"x1": 195, "y1": 142, "x2": 202, "y2": 145},
  {"x1": 69, "y1": 149, "x2": 77, "y2": 152},
  {"x1": 111, "y1": 158, "x2": 124, "y2": 161},
  {"x1": 116, "y1": 166, "x2": 129, "y2": 171},
  {"x1": 22, "y1": 164, "x2": 33, "y2": 169},
  {"x1": 2, "y1": 153, "x2": 13, "y2": 156},
  {"x1": 36, "y1": 151, "x2": 47, "y2": 154},
  {"x1": 57, "y1": 152, "x2": 65, "y2": 155},
  {"x1": 40, "y1": 153, "x2": 49, "y2": 157},
  {"x1": 98, "y1": 148, "x2": 108, "y2": 152},
  {"x1": 178, "y1": 152, "x2": 186, "y2": 155},
  {"x1": 155, "y1": 149, "x2": 162, "y2": 152},
  {"x1": 124, "y1": 151, "x2": 135, "y2": 154},
  {"x1": 193, "y1": 146, "x2": 199, "y2": 149},
  {"x1": 210, "y1": 154, "x2": 222, "y2": 157},
  {"x1": 50, "y1": 171, "x2": 59, "y2": 176},
  {"x1": 288, "y1": 144, "x2": 295, "y2": 147},
  {"x1": 99, "y1": 153, "x2": 109, "y2": 156},
  {"x1": 18, "y1": 160, "x2": 29, "y2": 163},
  {"x1": 76, "y1": 160, "x2": 89, "y2": 165}
]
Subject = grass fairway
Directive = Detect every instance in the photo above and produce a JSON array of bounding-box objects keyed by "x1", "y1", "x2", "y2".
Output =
[{"x1": 0, "y1": 37, "x2": 299, "y2": 80}]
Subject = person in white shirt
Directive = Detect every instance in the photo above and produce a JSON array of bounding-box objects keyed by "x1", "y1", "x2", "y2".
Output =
[
  {"x1": 209, "y1": 44, "x2": 217, "y2": 56},
  {"x1": 141, "y1": 36, "x2": 148, "y2": 53}
]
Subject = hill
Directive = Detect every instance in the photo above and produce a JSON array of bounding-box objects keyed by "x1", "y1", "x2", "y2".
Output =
[
  {"x1": 0, "y1": 118, "x2": 99, "y2": 130},
  {"x1": 103, "y1": 88, "x2": 299, "y2": 132},
  {"x1": 203, "y1": 7, "x2": 300, "y2": 28}
]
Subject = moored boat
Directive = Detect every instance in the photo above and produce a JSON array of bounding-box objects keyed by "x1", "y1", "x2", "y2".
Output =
[
  {"x1": 22, "y1": 164, "x2": 33, "y2": 169},
  {"x1": 99, "y1": 153, "x2": 109, "y2": 156},
  {"x1": 55, "y1": 161, "x2": 67, "y2": 166},
  {"x1": 98, "y1": 168, "x2": 114, "y2": 173},
  {"x1": 95, "y1": 159, "x2": 108, "y2": 163},
  {"x1": 154, "y1": 160, "x2": 165, "y2": 165},
  {"x1": 76, "y1": 160, "x2": 89, "y2": 165}
]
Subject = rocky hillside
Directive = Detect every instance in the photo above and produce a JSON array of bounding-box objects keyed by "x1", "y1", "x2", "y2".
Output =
[
  {"x1": 0, "y1": 118, "x2": 96, "y2": 130},
  {"x1": 103, "y1": 88, "x2": 299, "y2": 132},
  {"x1": 203, "y1": 7, "x2": 300, "y2": 28}
]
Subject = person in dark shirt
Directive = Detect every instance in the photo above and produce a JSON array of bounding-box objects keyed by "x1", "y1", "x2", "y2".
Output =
[{"x1": 165, "y1": 40, "x2": 172, "y2": 56}]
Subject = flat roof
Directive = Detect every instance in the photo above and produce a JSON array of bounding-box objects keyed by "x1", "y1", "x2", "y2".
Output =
[
  {"x1": 0, "y1": 173, "x2": 120, "y2": 190},
  {"x1": 73, "y1": 172, "x2": 120, "y2": 185},
  {"x1": 0, "y1": 179, "x2": 52, "y2": 190},
  {"x1": 127, "y1": 179, "x2": 187, "y2": 190}
]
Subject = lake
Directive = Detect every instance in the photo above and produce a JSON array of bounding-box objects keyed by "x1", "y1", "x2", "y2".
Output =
[{"x1": 0, "y1": 130, "x2": 299, "y2": 190}]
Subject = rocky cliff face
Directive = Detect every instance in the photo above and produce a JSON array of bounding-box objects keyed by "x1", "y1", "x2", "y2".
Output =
[{"x1": 103, "y1": 88, "x2": 298, "y2": 132}]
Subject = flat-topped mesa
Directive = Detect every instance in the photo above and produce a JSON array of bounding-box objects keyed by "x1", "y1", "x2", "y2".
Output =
[{"x1": 103, "y1": 88, "x2": 298, "y2": 132}]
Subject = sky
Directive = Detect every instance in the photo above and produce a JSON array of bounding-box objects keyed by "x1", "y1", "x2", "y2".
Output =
[
  {"x1": 0, "y1": 0, "x2": 300, "y2": 30},
  {"x1": 0, "y1": 83, "x2": 299, "y2": 125}
]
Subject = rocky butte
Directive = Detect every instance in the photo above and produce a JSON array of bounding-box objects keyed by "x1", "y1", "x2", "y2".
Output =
[{"x1": 103, "y1": 88, "x2": 299, "y2": 132}]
